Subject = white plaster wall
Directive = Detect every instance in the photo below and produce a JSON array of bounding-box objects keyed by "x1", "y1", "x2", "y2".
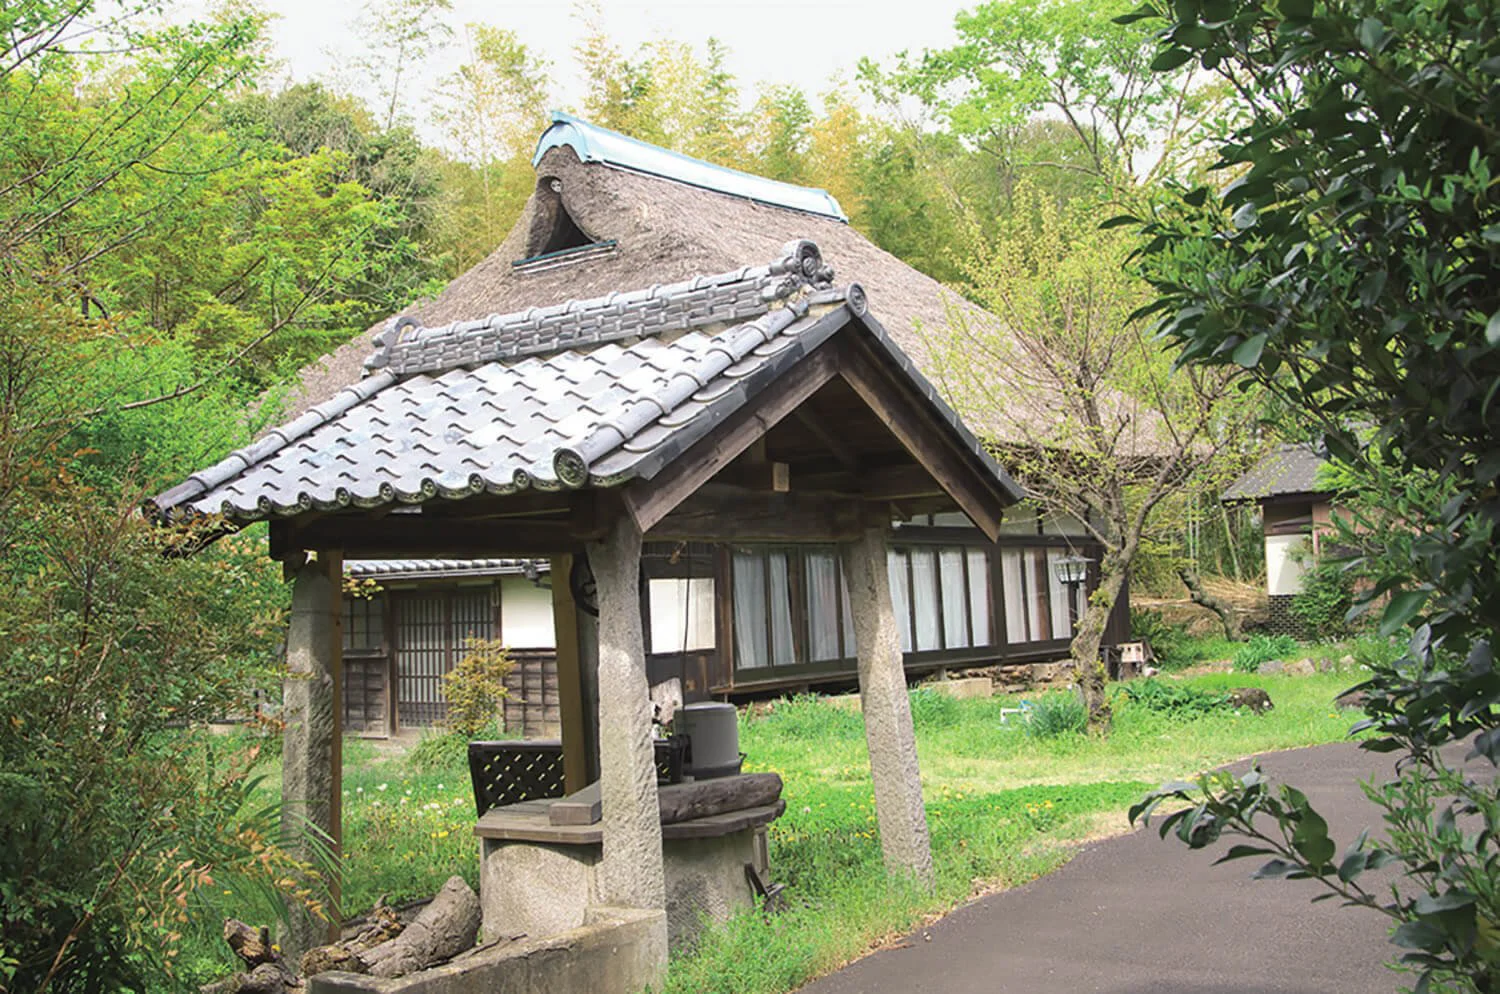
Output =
[
  {"x1": 1265, "y1": 535, "x2": 1311, "y2": 596},
  {"x1": 501, "y1": 575, "x2": 557, "y2": 648}
]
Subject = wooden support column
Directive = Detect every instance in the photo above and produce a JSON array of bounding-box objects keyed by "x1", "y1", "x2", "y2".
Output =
[
  {"x1": 586, "y1": 514, "x2": 667, "y2": 911},
  {"x1": 552, "y1": 553, "x2": 599, "y2": 794},
  {"x1": 840, "y1": 526, "x2": 935, "y2": 889},
  {"x1": 281, "y1": 550, "x2": 344, "y2": 954}
]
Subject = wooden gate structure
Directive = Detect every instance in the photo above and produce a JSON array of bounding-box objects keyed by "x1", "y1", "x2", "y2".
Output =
[{"x1": 151, "y1": 241, "x2": 1024, "y2": 964}]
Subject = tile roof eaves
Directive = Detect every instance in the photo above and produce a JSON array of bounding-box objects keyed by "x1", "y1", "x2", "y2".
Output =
[
  {"x1": 554, "y1": 298, "x2": 828, "y2": 488},
  {"x1": 149, "y1": 370, "x2": 400, "y2": 518}
]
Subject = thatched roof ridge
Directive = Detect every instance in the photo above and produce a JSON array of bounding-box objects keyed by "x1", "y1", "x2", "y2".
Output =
[{"x1": 286, "y1": 144, "x2": 982, "y2": 421}]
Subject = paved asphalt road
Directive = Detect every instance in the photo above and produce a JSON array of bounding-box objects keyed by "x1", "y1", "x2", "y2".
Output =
[{"x1": 798, "y1": 743, "x2": 1408, "y2": 994}]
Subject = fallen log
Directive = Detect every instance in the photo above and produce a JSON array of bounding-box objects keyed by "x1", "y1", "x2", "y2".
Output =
[
  {"x1": 300, "y1": 902, "x2": 402, "y2": 978},
  {"x1": 202, "y1": 920, "x2": 300, "y2": 994},
  {"x1": 657, "y1": 773, "x2": 783, "y2": 825},
  {"x1": 359, "y1": 876, "x2": 480, "y2": 979}
]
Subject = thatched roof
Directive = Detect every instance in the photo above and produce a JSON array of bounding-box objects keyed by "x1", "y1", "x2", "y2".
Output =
[{"x1": 286, "y1": 137, "x2": 979, "y2": 422}]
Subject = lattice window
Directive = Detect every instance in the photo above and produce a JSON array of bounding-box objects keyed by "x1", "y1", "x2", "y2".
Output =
[{"x1": 394, "y1": 588, "x2": 496, "y2": 728}]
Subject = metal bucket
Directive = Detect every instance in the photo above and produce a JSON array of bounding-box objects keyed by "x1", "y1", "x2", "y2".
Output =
[{"x1": 677, "y1": 701, "x2": 742, "y2": 779}]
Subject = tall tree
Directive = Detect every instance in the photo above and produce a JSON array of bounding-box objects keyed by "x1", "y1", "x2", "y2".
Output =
[
  {"x1": 932, "y1": 184, "x2": 1254, "y2": 727},
  {"x1": 345, "y1": 0, "x2": 454, "y2": 130},
  {"x1": 431, "y1": 24, "x2": 551, "y2": 267},
  {"x1": 1125, "y1": 0, "x2": 1500, "y2": 988},
  {"x1": 864, "y1": 0, "x2": 1221, "y2": 202},
  {"x1": 0, "y1": 7, "x2": 312, "y2": 991}
]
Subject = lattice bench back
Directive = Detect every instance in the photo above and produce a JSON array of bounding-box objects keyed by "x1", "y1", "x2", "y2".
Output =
[
  {"x1": 469, "y1": 740, "x2": 567, "y2": 816},
  {"x1": 468, "y1": 738, "x2": 689, "y2": 816}
]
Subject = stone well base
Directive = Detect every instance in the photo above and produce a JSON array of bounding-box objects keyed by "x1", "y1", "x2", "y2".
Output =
[
  {"x1": 480, "y1": 826, "x2": 765, "y2": 949},
  {"x1": 308, "y1": 906, "x2": 666, "y2": 994}
]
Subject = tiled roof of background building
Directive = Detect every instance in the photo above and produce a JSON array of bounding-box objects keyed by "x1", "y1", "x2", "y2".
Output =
[{"x1": 1222, "y1": 443, "x2": 1330, "y2": 501}]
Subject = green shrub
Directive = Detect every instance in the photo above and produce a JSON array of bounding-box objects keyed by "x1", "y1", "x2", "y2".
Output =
[
  {"x1": 909, "y1": 687, "x2": 962, "y2": 730},
  {"x1": 1351, "y1": 632, "x2": 1404, "y2": 670},
  {"x1": 1129, "y1": 607, "x2": 1190, "y2": 664},
  {"x1": 1024, "y1": 692, "x2": 1087, "y2": 738},
  {"x1": 408, "y1": 718, "x2": 502, "y2": 774},
  {"x1": 1116, "y1": 678, "x2": 1235, "y2": 720},
  {"x1": 744, "y1": 694, "x2": 864, "y2": 741},
  {"x1": 442, "y1": 638, "x2": 513, "y2": 738},
  {"x1": 1289, "y1": 556, "x2": 1369, "y2": 640},
  {"x1": 1231, "y1": 634, "x2": 1298, "y2": 674}
]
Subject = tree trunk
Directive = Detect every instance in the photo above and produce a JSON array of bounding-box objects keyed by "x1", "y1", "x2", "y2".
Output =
[
  {"x1": 1072, "y1": 557, "x2": 1130, "y2": 733},
  {"x1": 1177, "y1": 566, "x2": 1241, "y2": 639}
]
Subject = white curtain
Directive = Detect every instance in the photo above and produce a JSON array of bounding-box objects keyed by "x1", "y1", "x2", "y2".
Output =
[
  {"x1": 939, "y1": 548, "x2": 969, "y2": 648},
  {"x1": 886, "y1": 549, "x2": 913, "y2": 652},
  {"x1": 1001, "y1": 549, "x2": 1028, "y2": 643},
  {"x1": 967, "y1": 549, "x2": 991, "y2": 645},
  {"x1": 911, "y1": 548, "x2": 940, "y2": 651},
  {"x1": 768, "y1": 552, "x2": 796, "y2": 667},
  {"x1": 648, "y1": 577, "x2": 715, "y2": 654},
  {"x1": 805, "y1": 551, "x2": 842, "y2": 661},
  {"x1": 732, "y1": 552, "x2": 768, "y2": 670}
]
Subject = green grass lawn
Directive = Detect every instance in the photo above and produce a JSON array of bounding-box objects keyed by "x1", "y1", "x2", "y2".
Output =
[{"x1": 179, "y1": 655, "x2": 1368, "y2": 992}]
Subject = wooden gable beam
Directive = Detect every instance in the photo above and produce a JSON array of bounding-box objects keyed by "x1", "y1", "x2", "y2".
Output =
[
  {"x1": 621, "y1": 345, "x2": 839, "y2": 534},
  {"x1": 649, "y1": 484, "x2": 865, "y2": 543},
  {"x1": 833, "y1": 338, "x2": 1008, "y2": 541}
]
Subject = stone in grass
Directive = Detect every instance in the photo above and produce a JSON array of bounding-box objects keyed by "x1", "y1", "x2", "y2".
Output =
[
  {"x1": 1335, "y1": 688, "x2": 1371, "y2": 711},
  {"x1": 1259, "y1": 658, "x2": 1316, "y2": 677},
  {"x1": 1227, "y1": 688, "x2": 1274, "y2": 714}
]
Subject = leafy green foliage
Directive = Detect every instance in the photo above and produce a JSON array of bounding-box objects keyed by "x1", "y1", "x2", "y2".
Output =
[
  {"x1": 440, "y1": 639, "x2": 514, "y2": 739},
  {"x1": 1231, "y1": 635, "x2": 1298, "y2": 674},
  {"x1": 745, "y1": 695, "x2": 866, "y2": 742},
  {"x1": 1129, "y1": 0, "x2": 1500, "y2": 986},
  {"x1": 865, "y1": 0, "x2": 1220, "y2": 201},
  {"x1": 932, "y1": 183, "x2": 1257, "y2": 731},
  {"x1": 0, "y1": 498, "x2": 296, "y2": 992},
  {"x1": 909, "y1": 687, "x2": 964, "y2": 730},
  {"x1": 1117, "y1": 679, "x2": 1236, "y2": 719},
  {"x1": 1130, "y1": 607, "x2": 1190, "y2": 662}
]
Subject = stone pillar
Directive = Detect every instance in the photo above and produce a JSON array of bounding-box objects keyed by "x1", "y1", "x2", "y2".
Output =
[
  {"x1": 585, "y1": 515, "x2": 667, "y2": 911},
  {"x1": 282, "y1": 552, "x2": 343, "y2": 955},
  {"x1": 840, "y1": 526, "x2": 934, "y2": 889}
]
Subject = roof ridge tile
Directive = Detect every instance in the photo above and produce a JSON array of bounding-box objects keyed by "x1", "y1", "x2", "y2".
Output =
[{"x1": 366, "y1": 240, "x2": 833, "y2": 377}]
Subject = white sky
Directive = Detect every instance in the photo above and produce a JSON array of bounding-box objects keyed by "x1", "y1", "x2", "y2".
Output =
[{"x1": 243, "y1": 0, "x2": 973, "y2": 144}]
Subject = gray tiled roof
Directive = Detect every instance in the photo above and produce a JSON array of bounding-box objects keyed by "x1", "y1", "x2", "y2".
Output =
[
  {"x1": 151, "y1": 240, "x2": 1021, "y2": 525},
  {"x1": 347, "y1": 558, "x2": 546, "y2": 580},
  {"x1": 1222, "y1": 443, "x2": 1330, "y2": 501},
  {"x1": 367, "y1": 244, "x2": 829, "y2": 377}
]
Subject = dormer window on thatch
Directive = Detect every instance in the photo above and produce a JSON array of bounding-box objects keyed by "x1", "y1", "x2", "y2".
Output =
[{"x1": 514, "y1": 176, "x2": 617, "y2": 273}]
